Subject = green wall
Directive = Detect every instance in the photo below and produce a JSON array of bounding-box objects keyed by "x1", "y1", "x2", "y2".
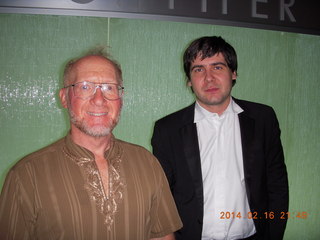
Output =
[{"x1": 1, "y1": 13, "x2": 319, "y2": 239}]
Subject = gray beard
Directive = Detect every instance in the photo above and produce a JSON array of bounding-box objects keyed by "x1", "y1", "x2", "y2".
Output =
[{"x1": 68, "y1": 109, "x2": 119, "y2": 138}]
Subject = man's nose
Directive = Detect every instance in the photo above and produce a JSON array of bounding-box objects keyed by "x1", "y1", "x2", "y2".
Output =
[
  {"x1": 204, "y1": 69, "x2": 215, "y2": 82},
  {"x1": 91, "y1": 87, "x2": 106, "y2": 105}
]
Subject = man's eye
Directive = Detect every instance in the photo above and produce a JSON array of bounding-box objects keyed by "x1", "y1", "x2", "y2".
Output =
[
  {"x1": 80, "y1": 84, "x2": 91, "y2": 91},
  {"x1": 102, "y1": 85, "x2": 113, "y2": 91},
  {"x1": 193, "y1": 68, "x2": 203, "y2": 73}
]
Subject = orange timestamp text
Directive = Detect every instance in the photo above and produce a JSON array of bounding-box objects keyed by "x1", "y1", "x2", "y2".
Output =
[{"x1": 220, "y1": 211, "x2": 309, "y2": 220}]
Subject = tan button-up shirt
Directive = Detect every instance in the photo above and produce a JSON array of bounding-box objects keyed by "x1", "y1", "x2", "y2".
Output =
[{"x1": 0, "y1": 133, "x2": 182, "y2": 240}]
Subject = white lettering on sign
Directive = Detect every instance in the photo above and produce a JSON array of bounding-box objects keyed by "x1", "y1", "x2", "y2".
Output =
[
  {"x1": 195, "y1": 0, "x2": 296, "y2": 22},
  {"x1": 280, "y1": 0, "x2": 296, "y2": 22},
  {"x1": 252, "y1": 0, "x2": 268, "y2": 19},
  {"x1": 169, "y1": 0, "x2": 175, "y2": 10},
  {"x1": 200, "y1": 0, "x2": 228, "y2": 14}
]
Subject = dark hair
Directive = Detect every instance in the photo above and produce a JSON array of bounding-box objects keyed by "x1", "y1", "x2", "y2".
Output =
[
  {"x1": 183, "y1": 36, "x2": 237, "y2": 82},
  {"x1": 63, "y1": 46, "x2": 122, "y2": 86}
]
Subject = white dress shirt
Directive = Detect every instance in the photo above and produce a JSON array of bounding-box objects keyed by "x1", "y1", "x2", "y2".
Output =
[{"x1": 194, "y1": 99, "x2": 256, "y2": 240}]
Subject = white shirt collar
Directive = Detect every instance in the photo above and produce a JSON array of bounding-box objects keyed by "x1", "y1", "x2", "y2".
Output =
[{"x1": 194, "y1": 98, "x2": 243, "y2": 123}]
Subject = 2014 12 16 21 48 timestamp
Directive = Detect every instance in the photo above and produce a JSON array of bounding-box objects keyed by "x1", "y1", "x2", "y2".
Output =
[{"x1": 220, "y1": 211, "x2": 309, "y2": 220}]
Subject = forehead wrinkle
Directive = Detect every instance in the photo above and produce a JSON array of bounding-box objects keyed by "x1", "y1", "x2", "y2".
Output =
[{"x1": 72, "y1": 58, "x2": 117, "y2": 84}]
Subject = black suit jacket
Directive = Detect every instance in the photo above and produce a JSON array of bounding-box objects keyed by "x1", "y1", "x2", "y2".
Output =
[{"x1": 151, "y1": 98, "x2": 289, "y2": 240}]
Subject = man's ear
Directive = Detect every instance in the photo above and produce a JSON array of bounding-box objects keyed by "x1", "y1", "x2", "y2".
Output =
[
  {"x1": 232, "y1": 71, "x2": 237, "y2": 80},
  {"x1": 59, "y1": 88, "x2": 68, "y2": 109}
]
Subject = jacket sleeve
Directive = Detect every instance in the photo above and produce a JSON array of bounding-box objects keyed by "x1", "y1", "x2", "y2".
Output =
[
  {"x1": 265, "y1": 108, "x2": 289, "y2": 240},
  {"x1": 151, "y1": 121, "x2": 176, "y2": 191}
]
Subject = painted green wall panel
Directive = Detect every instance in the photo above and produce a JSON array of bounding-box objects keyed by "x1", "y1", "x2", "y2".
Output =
[
  {"x1": 1, "y1": 13, "x2": 319, "y2": 239},
  {"x1": 0, "y1": 13, "x2": 110, "y2": 177}
]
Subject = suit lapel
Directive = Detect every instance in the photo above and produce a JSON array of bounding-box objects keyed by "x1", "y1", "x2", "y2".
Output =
[
  {"x1": 179, "y1": 103, "x2": 204, "y2": 208},
  {"x1": 238, "y1": 106, "x2": 255, "y2": 203}
]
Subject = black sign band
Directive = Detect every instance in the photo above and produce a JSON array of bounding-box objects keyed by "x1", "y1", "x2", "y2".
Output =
[{"x1": 0, "y1": 0, "x2": 319, "y2": 35}]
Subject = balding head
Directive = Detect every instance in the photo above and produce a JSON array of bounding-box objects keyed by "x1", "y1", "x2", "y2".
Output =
[{"x1": 63, "y1": 47, "x2": 122, "y2": 87}]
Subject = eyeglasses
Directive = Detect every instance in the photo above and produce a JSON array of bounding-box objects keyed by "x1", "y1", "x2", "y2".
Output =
[{"x1": 64, "y1": 81, "x2": 124, "y2": 100}]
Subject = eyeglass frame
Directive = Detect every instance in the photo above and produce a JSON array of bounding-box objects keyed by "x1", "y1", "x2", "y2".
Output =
[{"x1": 64, "y1": 81, "x2": 124, "y2": 100}]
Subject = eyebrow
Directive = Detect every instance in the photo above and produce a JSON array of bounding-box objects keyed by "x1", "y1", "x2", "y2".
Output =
[{"x1": 191, "y1": 62, "x2": 227, "y2": 71}]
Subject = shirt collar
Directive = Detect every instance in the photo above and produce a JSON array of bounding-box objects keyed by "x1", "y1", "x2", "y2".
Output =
[
  {"x1": 194, "y1": 98, "x2": 243, "y2": 123},
  {"x1": 63, "y1": 132, "x2": 122, "y2": 163}
]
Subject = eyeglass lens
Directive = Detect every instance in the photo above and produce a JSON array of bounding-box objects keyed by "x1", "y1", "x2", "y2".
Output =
[{"x1": 73, "y1": 82, "x2": 123, "y2": 100}]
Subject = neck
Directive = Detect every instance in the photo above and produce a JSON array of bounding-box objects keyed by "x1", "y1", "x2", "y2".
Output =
[
  {"x1": 198, "y1": 97, "x2": 231, "y2": 115},
  {"x1": 70, "y1": 126, "x2": 112, "y2": 158}
]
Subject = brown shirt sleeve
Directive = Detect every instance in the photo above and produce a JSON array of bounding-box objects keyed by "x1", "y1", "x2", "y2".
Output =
[
  {"x1": 149, "y1": 158, "x2": 182, "y2": 238},
  {"x1": 0, "y1": 168, "x2": 33, "y2": 240}
]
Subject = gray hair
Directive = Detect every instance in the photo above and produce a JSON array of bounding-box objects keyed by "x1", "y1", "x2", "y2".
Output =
[{"x1": 63, "y1": 46, "x2": 123, "y2": 86}]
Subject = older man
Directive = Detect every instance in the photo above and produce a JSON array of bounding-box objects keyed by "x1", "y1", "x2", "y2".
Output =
[{"x1": 0, "y1": 48, "x2": 182, "y2": 240}]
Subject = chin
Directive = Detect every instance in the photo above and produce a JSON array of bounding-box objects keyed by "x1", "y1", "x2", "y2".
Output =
[
  {"x1": 73, "y1": 119, "x2": 114, "y2": 137},
  {"x1": 83, "y1": 125, "x2": 113, "y2": 138},
  {"x1": 88, "y1": 130, "x2": 111, "y2": 138}
]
